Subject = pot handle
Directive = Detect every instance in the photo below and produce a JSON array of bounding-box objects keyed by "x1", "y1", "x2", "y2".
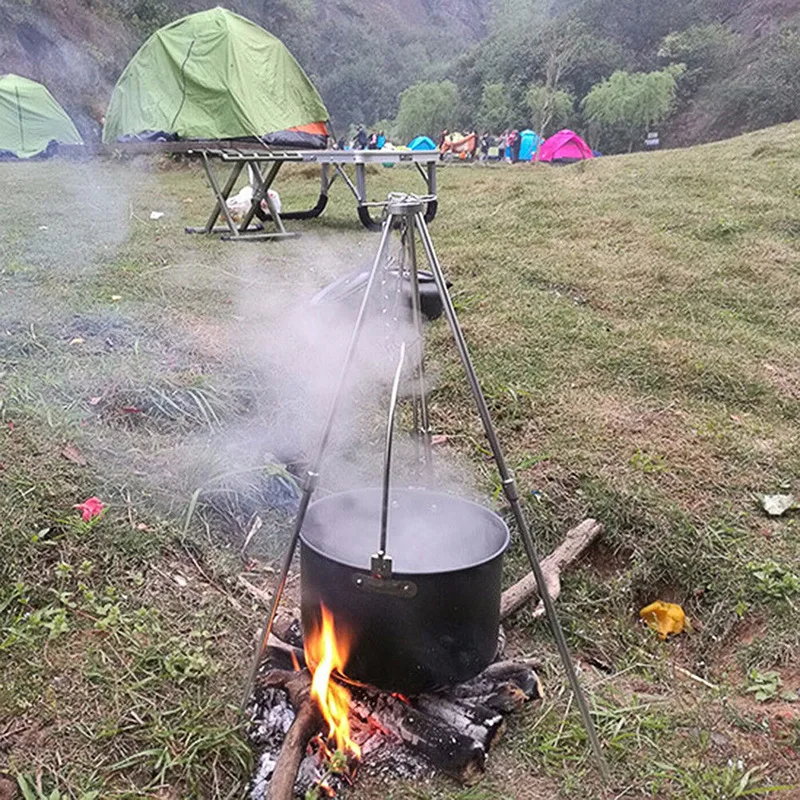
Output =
[{"x1": 373, "y1": 341, "x2": 406, "y2": 579}]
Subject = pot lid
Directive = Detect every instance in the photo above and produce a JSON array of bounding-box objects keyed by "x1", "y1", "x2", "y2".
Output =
[{"x1": 300, "y1": 487, "x2": 510, "y2": 574}]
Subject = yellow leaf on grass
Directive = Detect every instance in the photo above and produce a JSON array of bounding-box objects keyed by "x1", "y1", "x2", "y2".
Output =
[{"x1": 639, "y1": 600, "x2": 686, "y2": 640}]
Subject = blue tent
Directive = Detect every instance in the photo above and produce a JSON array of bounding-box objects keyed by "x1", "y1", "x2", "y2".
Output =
[
  {"x1": 408, "y1": 135, "x2": 436, "y2": 151},
  {"x1": 519, "y1": 130, "x2": 541, "y2": 161}
]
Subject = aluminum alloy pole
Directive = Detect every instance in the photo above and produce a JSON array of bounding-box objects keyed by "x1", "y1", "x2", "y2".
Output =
[
  {"x1": 405, "y1": 220, "x2": 434, "y2": 476},
  {"x1": 413, "y1": 209, "x2": 610, "y2": 781}
]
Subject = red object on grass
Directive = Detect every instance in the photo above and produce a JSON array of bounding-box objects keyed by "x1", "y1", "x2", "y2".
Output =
[{"x1": 74, "y1": 496, "x2": 105, "y2": 521}]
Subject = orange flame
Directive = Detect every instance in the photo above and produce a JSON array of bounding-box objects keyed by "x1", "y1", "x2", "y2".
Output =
[{"x1": 304, "y1": 605, "x2": 361, "y2": 759}]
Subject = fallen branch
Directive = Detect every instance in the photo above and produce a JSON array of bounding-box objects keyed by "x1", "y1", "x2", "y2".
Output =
[
  {"x1": 259, "y1": 670, "x2": 321, "y2": 800},
  {"x1": 500, "y1": 518, "x2": 603, "y2": 620},
  {"x1": 238, "y1": 575, "x2": 272, "y2": 605}
]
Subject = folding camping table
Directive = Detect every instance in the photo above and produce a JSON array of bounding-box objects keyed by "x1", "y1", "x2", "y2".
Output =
[{"x1": 182, "y1": 146, "x2": 440, "y2": 240}]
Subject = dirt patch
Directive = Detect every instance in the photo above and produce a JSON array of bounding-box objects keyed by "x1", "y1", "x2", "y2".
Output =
[
  {"x1": 0, "y1": 776, "x2": 16, "y2": 800},
  {"x1": 763, "y1": 361, "x2": 800, "y2": 401},
  {"x1": 545, "y1": 388, "x2": 735, "y2": 515}
]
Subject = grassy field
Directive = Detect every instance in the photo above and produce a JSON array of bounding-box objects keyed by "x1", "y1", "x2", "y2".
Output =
[{"x1": 1, "y1": 123, "x2": 799, "y2": 799}]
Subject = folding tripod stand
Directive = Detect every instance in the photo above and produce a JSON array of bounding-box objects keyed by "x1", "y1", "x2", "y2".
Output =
[{"x1": 243, "y1": 193, "x2": 609, "y2": 779}]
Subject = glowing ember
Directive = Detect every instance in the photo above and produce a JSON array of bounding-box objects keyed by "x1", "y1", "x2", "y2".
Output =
[
  {"x1": 304, "y1": 605, "x2": 361, "y2": 760},
  {"x1": 289, "y1": 648, "x2": 301, "y2": 672}
]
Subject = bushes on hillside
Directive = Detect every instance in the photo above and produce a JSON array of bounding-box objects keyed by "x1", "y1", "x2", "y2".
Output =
[{"x1": 712, "y1": 29, "x2": 800, "y2": 132}]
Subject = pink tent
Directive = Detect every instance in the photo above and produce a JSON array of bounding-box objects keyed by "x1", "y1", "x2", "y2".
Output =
[{"x1": 537, "y1": 130, "x2": 594, "y2": 163}]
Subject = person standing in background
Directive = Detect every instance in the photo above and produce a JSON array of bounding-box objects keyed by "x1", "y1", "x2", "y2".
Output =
[
  {"x1": 509, "y1": 129, "x2": 520, "y2": 162},
  {"x1": 500, "y1": 130, "x2": 509, "y2": 161},
  {"x1": 480, "y1": 132, "x2": 490, "y2": 161}
]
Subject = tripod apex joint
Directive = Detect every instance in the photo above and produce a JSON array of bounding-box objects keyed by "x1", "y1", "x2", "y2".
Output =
[{"x1": 386, "y1": 192, "x2": 427, "y2": 217}]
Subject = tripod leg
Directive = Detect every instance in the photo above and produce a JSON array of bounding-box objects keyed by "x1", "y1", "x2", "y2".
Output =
[
  {"x1": 404, "y1": 219, "x2": 433, "y2": 477},
  {"x1": 241, "y1": 216, "x2": 396, "y2": 709},
  {"x1": 413, "y1": 212, "x2": 610, "y2": 781}
]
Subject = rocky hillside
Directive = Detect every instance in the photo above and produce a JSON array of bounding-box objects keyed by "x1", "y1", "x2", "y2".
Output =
[
  {"x1": 0, "y1": 0, "x2": 136, "y2": 139},
  {"x1": 1, "y1": 0, "x2": 797, "y2": 146},
  {"x1": 0, "y1": 0, "x2": 489, "y2": 140},
  {"x1": 668, "y1": 0, "x2": 800, "y2": 145}
]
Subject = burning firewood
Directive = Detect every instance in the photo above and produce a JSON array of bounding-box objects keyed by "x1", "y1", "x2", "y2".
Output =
[
  {"x1": 349, "y1": 690, "x2": 486, "y2": 785},
  {"x1": 250, "y1": 657, "x2": 542, "y2": 797}
]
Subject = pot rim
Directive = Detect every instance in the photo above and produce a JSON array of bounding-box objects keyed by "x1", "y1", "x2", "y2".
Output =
[{"x1": 300, "y1": 486, "x2": 511, "y2": 575}]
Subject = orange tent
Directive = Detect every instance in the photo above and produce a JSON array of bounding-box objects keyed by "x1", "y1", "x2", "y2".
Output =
[{"x1": 441, "y1": 132, "x2": 477, "y2": 159}]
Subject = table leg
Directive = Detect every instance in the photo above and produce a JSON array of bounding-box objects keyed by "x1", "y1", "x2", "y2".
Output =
[
  {"x1": 201, "y1": 153, "x2": 242, "y2": 236},
  {"x1": 240, "y1": 161, "x2": 282, "y2": 232}
]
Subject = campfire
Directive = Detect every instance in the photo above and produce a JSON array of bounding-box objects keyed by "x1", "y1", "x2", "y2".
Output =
[
  {"x1": 247, "y1": 604, "x2": 544, "y2": 799},
  {"x1": 246, "y1": 518, "x2": 602, "y2": 798}
]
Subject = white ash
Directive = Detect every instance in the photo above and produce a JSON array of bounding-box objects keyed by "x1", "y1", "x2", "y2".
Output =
[
  {"x1": 359, "y1": 745, "x2": 434, "y2": 783},
  {"x1": 248, "y1": 686, "x2": 296, "y2": 799}
]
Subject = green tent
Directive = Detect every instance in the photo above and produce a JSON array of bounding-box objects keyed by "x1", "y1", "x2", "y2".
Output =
[
  {"x1": 103, "y1": 7, "x2": 329, "y2": 146},
  {"x1": 0, "y1": 74, "x2": 83, "y2": 159}
]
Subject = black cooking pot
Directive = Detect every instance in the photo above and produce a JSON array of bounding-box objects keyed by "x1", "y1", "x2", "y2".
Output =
[
  {"x1": 300, "y1": 487, "x2": 509, "y2": 694},
  {"x1": 309, "y1": 267, "x2": 451, "y2": 321}
]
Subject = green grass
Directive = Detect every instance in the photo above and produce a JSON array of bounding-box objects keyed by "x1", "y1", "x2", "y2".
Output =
[{"x1": 2, "y1": 125, "x2": 800, "y2": 798}]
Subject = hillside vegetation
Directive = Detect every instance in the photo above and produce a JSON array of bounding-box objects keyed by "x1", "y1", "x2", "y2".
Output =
[
  {"x1": 1, "y1": 122, "x2": 799, "y2": 797},
  {"x1": 434, "y1": 0, "x2": 800, "y2": 152},
  {"x1": 0, "y1": 0, "x2": 489, "y2": 139},
  {"x1": 1, "y1": 0, "x2": 798, "y2": 150}
]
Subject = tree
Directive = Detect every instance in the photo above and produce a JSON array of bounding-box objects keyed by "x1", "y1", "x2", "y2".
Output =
[
  {"x1": 490, "y1": 0, "x2": 547, "y2": 37},
  {"x1": 452, "y1": 13, "x2": 623, "y2": 131},
  {"x1": 659, "y1": 23, "x2": 740, "y2": 93},
  {"x1": 526, "y1": 84, "x2": 574, "y2": 139},
  {"x1": 394, "y1": 81, "x2": 459, "y2": 142},
  {"x1": 581, "y1": 65, "x2": 685, "y2": 151},
  {"x1": 713, "y1": 28, "x2": 800, "y2": 132},
  {"x1": 478, "y1": 82, "x2": 511, "y2": 132}
]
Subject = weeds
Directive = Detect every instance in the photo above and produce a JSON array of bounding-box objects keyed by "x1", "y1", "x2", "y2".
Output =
[
  {"x1": 654, "y1": 762, "x2": 789, "y2": 798},
  {"x1": 17, "y1": 774, "x2": 99, "y2": 800},
  {"x1": 3, "y1": 125, "x2": 800, "y2": 797}
]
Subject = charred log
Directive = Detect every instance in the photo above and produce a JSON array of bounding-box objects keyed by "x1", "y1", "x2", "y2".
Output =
[
  {"x1": 415, "y1": 694, "x2": 506, "y2": 750},
  {"x1": 450, "y1": 660, "x2": 543, "y2": 702},
  {"x1": 350, "y1": 690, "x2": 486, "y2": 785}
]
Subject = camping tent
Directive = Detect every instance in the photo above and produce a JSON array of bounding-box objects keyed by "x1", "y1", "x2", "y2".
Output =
[
  {"x1": 518, "y1": 129, "x2": 540, "y2": 161},
  {"x1": 0, "y1": 74, "x2": 83, "y2": 159},
  {"x1": 408, "y1": 135, "x2": 436, "y2": 151},
  {"x1": 441, "y1": 131, "x2": 477, "y2": 159},
  {"x1": 103, "y1": 7, "x2": 329, "y2": 147},
  {"x1": 537, "y1": 130, "x2": 594, "y2": 163}
]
